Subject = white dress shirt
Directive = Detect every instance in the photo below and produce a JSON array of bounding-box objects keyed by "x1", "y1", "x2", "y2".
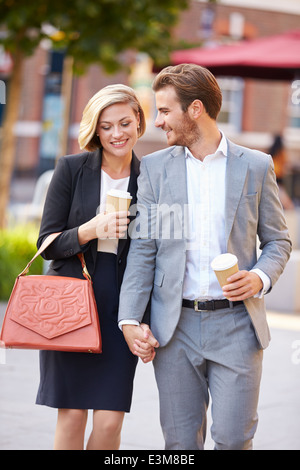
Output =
[
  {"x1": 183, "y1": 132, "x2": 269, "y2": 300},
  {"x1": 97, "y1": 170, "x2": 129, "y2": 254},
  {"x1": 183, "y1": 134, "x2": 227, "y2": 300}
]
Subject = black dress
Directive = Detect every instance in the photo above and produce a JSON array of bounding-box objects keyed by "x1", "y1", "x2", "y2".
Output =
[{"x1": 36, "y1": 252, "x2": 138, "y2": 411}]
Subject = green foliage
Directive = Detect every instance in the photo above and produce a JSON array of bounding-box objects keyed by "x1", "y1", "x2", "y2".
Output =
[
  {"x1": 0, "y1": 0, "x2": 189, "y2": 73},
  {"x1": 0, "y1": 224, "x2": 43, "y2": 300}
]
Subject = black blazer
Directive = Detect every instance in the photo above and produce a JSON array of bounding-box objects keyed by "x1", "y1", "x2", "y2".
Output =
[{"x1": 37, "y1": 148, "x2": 140, "y2": 292}]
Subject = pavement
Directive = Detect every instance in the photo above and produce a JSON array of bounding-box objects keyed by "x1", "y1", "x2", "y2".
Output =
[{"x1": 1, "y1": 302, "x2": 300, "y2": 451}]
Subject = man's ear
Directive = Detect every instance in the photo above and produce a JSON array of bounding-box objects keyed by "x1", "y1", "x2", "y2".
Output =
[{"x1": 188, "y1": 99, "x2": 204, "y2": 120}]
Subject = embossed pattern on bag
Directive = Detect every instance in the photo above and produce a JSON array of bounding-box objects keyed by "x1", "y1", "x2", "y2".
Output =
[{"x1": 10, "y1": 276, "x2": 92, "y2": 339}]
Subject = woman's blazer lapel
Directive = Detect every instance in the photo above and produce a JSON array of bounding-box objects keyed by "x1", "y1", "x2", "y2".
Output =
[
  {"x1": 117, "y1": 152, "x2": 140, "y2": 260},
  {"x1": 81, "y1": 148, "x2": 102, "y2": 223}
]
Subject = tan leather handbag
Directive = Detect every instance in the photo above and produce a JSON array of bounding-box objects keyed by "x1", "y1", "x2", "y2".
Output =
[{"x1": 0, "y1": 233, "x2": 102, "y2": 353}]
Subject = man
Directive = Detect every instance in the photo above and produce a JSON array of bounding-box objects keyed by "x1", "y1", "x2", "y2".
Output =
[{"x1": 118, "y1": 64, "x2": 292, "y2": 450}]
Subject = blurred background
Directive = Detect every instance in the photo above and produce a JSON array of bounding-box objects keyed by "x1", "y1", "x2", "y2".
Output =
[{"x1": 1, "y1": 1, "x2": 300, "y2": 207}]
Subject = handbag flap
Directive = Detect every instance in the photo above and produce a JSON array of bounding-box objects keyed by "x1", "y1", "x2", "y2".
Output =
[{"x1": 9, "y1": 276, "x2": 93, "y2": 339}]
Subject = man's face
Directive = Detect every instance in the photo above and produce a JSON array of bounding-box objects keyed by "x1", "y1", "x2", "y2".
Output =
[{"x1": 154, "y1": 86, "x2": 201, "y2": 148}]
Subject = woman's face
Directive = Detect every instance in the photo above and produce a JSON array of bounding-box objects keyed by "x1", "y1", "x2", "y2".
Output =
[{"x1": 97, "y1": 102, "x2": 140, "y2": 161}]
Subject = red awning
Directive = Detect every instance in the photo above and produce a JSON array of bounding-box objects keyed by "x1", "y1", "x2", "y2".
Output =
[{"x1": 171, "y1": 30, "x2": 300, "y2": 80}]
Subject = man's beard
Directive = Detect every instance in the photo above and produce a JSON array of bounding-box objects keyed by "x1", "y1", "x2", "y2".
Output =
[{"x1": 168, "y1": 112, "x2": 201, "y2": 148}]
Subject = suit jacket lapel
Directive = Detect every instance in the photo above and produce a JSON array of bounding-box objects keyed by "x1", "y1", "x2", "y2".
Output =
[
  {"x1": 165, "y1": 146, "x2": 188, "y2": 206},
  {"x1": 81, "y1": 148, "x2": 102, "y2": 222},
  {"x1": 225, "y1": 140, "x2": 248, "y2": 243},
  {"x1": 127, "y1": 151, "x2": 140, "y2": 207}
]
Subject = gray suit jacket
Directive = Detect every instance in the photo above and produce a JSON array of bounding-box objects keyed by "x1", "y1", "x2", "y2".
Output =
[{"x1": 118, "y1": 139, "x2": 292, "y2": 349}]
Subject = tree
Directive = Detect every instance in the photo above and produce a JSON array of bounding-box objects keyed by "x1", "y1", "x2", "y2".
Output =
[{"x1": 0, "y1": 0, "x2": 189, "y2": 227}]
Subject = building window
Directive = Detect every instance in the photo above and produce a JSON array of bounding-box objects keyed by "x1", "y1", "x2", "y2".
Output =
[
  {"x1": 217, "y1": 77, "x2": 244, "y2": 133},
  {"x1": 39, "y1": 50, "x2": 65, "y2": 173}
]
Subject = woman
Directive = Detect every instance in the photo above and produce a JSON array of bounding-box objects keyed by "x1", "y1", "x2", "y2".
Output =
[{"x1": 36, "y1": 84, "x2": 153, "y2": 450}]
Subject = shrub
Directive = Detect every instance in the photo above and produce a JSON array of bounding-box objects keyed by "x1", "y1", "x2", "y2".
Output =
[{"x1": 0, "y1": 224, "x2": 43, "y2": 301}]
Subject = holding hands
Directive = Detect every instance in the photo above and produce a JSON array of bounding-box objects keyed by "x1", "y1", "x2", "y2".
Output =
[
  {"x1": 122, "y1": 324, "x2": 159, "y2": 363},
  {"x1": 79, "y1": 211, "x2": 159, "y2": 363}
]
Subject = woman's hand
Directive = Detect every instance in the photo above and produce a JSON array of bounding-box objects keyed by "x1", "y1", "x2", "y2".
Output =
[{"x1": 78, "y1": 211, "x2": 130, "y2": 244}]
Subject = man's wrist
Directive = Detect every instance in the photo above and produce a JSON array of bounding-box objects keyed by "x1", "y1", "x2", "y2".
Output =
[
  {"x1": 250, "y1": 268, "x2": 271, "y2": 298},
  {"x1": 118, "y1": 319, "x2": 140, "y2": 331}
]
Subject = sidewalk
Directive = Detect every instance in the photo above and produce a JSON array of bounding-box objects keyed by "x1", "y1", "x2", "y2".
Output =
[{"x1": 1, "y1": 302, "x2": 300, "y2": 450}]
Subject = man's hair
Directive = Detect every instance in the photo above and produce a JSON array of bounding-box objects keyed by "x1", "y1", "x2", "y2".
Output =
[{"x1": 152, "y1": 63, "x2": 222, "y2": 120}]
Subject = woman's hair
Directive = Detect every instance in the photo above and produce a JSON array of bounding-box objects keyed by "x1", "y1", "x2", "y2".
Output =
[
  {"x1": 78, "y1": 84, "x2": 146, "y2": 151},
  {"x1": 152, "y1": 63, "x2": 222, "y2": 120}
]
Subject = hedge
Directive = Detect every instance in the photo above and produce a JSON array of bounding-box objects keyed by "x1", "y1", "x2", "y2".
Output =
[{"x1": 0, "y1": 224, "x2": 43, "y2": 301}]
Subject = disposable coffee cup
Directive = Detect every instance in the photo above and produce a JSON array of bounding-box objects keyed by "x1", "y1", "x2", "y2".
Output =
[
  {"x1": 106, "y1": 189, "x2": 132, "y2": 213},
  {"x1": 211, "y1": 253, "x2": 239, "y2": 288}
]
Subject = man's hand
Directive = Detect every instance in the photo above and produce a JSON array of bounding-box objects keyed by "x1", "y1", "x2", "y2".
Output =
[
  {"x1": 222, "y1": 270, "x2": 263, "y2": 301},
  {"x1": 122, "y1": 324, "x2": 159, "y2": 363}
]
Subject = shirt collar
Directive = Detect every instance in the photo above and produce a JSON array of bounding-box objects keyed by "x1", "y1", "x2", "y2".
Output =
[{"x1": 185, "y1": 130, "x2": 228, "y2": 160}]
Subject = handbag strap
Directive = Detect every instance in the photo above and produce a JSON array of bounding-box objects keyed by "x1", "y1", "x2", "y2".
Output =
[{"x1": 19, "y1": 232, "x2": 91, "y2": 281}]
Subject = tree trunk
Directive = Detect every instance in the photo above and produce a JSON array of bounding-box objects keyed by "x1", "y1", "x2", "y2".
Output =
[
  {"x1": 59, "y1": 55, "x2": 73, "y2": 160},
  {"x1": 0, "y1": 50, "x2": 24, "y2": 228}
]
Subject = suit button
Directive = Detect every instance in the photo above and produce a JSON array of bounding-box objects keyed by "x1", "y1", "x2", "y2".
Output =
[
  {"x1": 63, "y1": 249, "x2": 74, "y2": 257},
  {"x1": 118, "y1": 259, "x2": 122, "y2": 264}
]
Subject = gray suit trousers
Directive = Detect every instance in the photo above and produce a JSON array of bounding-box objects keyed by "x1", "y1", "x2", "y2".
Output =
[{"x1": 153, "y1": 305, "x2": 263, "y2": 450}]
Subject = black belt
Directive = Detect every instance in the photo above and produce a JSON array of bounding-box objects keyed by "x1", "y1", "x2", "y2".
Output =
[{"x1": 182, "y1": 299, "x2": 243, "y2": 312}]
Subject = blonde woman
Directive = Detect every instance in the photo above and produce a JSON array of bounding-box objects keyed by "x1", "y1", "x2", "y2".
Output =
[{"x1": 36, "y1": 85, "x2": 155, "y2": 450}]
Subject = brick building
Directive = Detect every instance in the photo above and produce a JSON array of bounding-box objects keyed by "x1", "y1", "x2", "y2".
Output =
[
  {"x1": 1, "y1": 0, "x2": 299, "y2": 200},
  {"x1": 173, "y1": 1, "x2": 300, "y2": 164}
]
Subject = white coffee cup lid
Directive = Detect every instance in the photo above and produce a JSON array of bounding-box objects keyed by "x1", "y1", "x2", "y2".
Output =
[
  {"x1": 211, "y1": 253, "x2": 238, "y2": 271},
  {"x1": 107, "y1": 189, "x2": 132, "y2": 199}
]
